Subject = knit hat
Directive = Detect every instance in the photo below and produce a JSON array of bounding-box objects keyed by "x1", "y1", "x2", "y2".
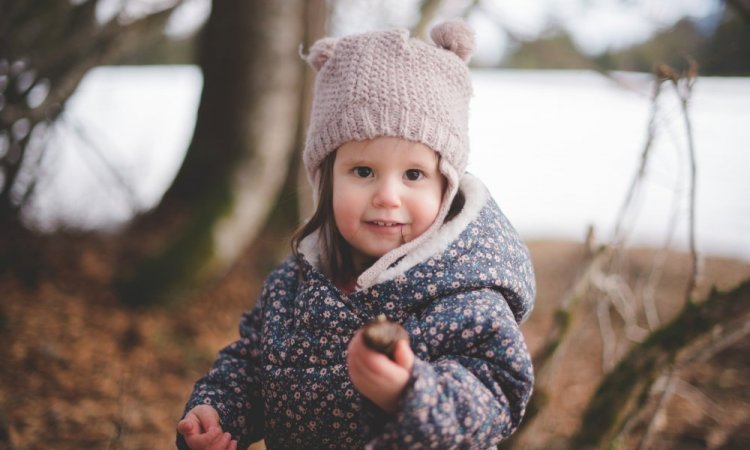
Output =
[
  {"x1": 303, "y1": 19, "x2": 474, "y2": 194},
  {"x1": 302, "y1": 19, "x2": 475, "y2": 286}
]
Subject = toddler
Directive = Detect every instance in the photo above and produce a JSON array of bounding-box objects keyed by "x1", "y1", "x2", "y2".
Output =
[{"x1": 177, "y1": 19, "x2": 535, "y2": 450}]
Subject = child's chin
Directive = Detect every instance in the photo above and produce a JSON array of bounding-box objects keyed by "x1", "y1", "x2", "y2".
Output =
[{"x1": 363, "y1": 245, "x2": 399, "y2": 260}]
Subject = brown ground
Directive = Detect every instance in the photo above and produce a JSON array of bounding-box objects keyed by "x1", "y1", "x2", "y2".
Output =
[{"x1": 0, "y1": 235, "x2": 748, "y2": 450}]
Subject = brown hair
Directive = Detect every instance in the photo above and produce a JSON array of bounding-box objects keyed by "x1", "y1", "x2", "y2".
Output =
[
  {"x1": 291, "y1": 151, "x2": 465, "y2": 284},
  {"x1": 291, "y1": 152, "x2": 358, "y2": 284}
]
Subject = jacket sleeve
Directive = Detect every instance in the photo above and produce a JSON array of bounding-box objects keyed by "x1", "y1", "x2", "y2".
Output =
[
  {"x1": 176, "y1": 305, "x2": 265, "y2": 450},
  {"x1": 366, "y1": 289, "x2": 534, "y2": 450}
]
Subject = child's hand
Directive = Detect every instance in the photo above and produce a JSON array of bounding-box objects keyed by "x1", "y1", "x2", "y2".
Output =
[
  {"x1": 177, "y1": 405, "x2": 238, "y2": 450},
  {"x1": 347, "y1": 328, "x2": 414, "y2": 414}
]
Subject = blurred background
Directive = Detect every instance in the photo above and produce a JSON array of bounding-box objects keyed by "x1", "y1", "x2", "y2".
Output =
[
  {"x1": 1, "y1": 1, "x2": 749, "y2": 449},
  {"x1": 5, "y1": 0, "x2": 750, "y2": 257}
]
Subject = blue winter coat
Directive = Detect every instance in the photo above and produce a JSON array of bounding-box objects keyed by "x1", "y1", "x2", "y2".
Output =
[{"x1": 178, "y1": 175, "x2": 536, "y2": 450}]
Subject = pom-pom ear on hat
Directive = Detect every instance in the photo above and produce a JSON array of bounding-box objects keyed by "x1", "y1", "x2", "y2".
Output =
[
  {"x1": 306, "y1": 37, "x2": 338, "y2": 71},
  {"x1": 430, "y1": 19, "x2": 474, "y2": 62}
]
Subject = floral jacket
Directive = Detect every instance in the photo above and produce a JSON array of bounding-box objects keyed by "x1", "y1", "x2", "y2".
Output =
[{"x1": 177, "y1": 175, "x2": 536, "y2": 450}]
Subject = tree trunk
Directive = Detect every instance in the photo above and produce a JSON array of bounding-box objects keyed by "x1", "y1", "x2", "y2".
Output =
[
  {"x1": 117, "y1": 0, "x2": 307, "y2": 305},
  {"x1": 254, "y1": 0, "x2": 328, "y2": 264}
]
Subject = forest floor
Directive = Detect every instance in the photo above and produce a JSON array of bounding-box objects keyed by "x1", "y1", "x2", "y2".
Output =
[{"x1": 0, "y1": 232, "x2": 748, "y2": 450}]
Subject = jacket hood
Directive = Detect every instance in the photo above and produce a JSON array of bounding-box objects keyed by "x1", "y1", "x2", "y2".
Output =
[{"x1": 298, "y1": 174, "x2": 535, "y2": 323}]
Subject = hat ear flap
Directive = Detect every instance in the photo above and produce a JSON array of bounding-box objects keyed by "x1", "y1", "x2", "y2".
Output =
[
  {"x1": 306, "y1": 37, "x2": 338, "y2": 71},
  {"x1": 430, "y1": 19, "x2": 474, "y2": 62}
]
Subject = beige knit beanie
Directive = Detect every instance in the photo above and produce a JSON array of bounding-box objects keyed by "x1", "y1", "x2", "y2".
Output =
[
  {"x1": 302, "y1": 19, "x2": 475, "y2": 287},
  {"x1": 303, "y1": 19, "x2": 474, "y2": 194}
]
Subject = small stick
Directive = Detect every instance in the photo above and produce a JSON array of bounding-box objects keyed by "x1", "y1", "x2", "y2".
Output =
[{"x1": 362, "y1": 314, "x2": 410, "y2": 359}]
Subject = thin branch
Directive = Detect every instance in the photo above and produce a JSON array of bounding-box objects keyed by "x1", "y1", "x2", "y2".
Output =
[
  {"x1": 637, "y1": 128, "x2": 688, "y2": 330},
  {"x1": 596, "y1": 293, "x2": 618, "y2": 371},
  {"x1": 674, "y1": 62, "x2": 700, "y2": 302},
  {"x1": 651, "y1": 62, "x2": 701, "y2": 302},
  {"x1": 635, "y1": 368, "x2": 677, "y2": 450},
  {"x1": 680, "y1": 311, "x2": 750, "y2": 367},
  {"x1": 16, "y1": 122, "x2": 50, "y2": 209},
  {"x1": 672, "y1": 378, "x2": 726, "y2": 423},
  {"x1": 612, "y1": 75, "x2": 665, "y2": 244},
  {"x1": 460, "y1": 0, "x2": 481, "y2": 20},
  {"x1": 412, "y1": 0, "x2": 444, "y2": 38},
  {"x1": 640, "y1": 240, "x2": 672, "y2": 330},
  {"x1": 63, "y1": 115, "x2": 142, "y2": 213}
]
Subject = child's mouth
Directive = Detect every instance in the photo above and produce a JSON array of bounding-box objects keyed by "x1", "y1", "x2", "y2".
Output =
[
  {"x1": 366, "y1": 220, "x2": 407, "y2": 237},
  {"x1": 370, "y1": 220, "x2": 403, "y2": 227}
]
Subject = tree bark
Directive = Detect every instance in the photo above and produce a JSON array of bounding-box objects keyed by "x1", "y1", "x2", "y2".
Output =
[
  {"x1": 256, "y1": 0, "x2": 328, "y2": 259},
  {"x1": 117, "y1": 0, "x2": 307, "y2": 305}
]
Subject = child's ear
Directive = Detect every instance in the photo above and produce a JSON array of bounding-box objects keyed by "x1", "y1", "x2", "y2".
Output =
[
  {"x1": 305, "y1": 37, "x2": 339, "y2": 71},
  {"x1": 430, "y1": 19, "x2": 475, "y2": 63}
]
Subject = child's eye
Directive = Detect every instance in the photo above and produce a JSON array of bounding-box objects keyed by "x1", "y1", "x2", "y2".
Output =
[
  {"x1": 354, "y1": 167, "x2": 373, "y2": 178},
  {"x1": 404, "y1": 169, "x2": 423, "y2": 181}
]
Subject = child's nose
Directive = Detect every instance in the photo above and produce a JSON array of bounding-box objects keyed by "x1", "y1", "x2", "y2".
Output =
[{"x1": 372, "y1": 178, "x2": 401, "y2": 208}]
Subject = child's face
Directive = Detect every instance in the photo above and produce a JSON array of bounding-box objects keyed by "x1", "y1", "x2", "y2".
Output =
[{"x1": 332, "y1": 137, "x2": 445, "y2": 266}]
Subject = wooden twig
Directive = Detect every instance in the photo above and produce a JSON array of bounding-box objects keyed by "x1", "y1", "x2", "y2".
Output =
[
  {"x1": 680, "y1": 310, "x2": 750, "y2": 367},
  {"x1": 596, "y1": 293, "x2": 617, "y2": 371},
  {"x1": 674, "y1": 61, "x2": 700, "y2": 302},
  {"x1": 612, "y1": 74, "x2": 665, "y2": 245},
  {"x1": 673, "y1": 378, "x2": 726, "y2": 422},
  {"x1": 638, "y1": 181, "x2": 684, "y2": 330},
  {"x1": 635, "y1": 368, "x2": 677, "y2": 450},
  {"x1": 652, "y1": 61, "x2": 701, "y2": 302},
  {"x1": 412, "y1": 0, "x2": 444, "y2": 38}
]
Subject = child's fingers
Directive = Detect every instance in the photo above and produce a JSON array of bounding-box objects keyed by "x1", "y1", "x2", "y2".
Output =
[
  {"x1": 392, "y1": 339, "x2": 414, "y2": 372},
  {"x1": 359, "y1": 340, "x2": 403, "y2": 377},
  {"x1": 348, "y1": 334, "x2": 378, "y2": 378},
  {"x1": 350, "y1": 337, "x2": 407, "y2": 393},
  {"x1": 192, "y1": 405, "x2": 222, "y2": 430},
  {"x1": 206, "y1": 431, "x2": 233, "y2": 450},
  {"x1": 183, "y1": 426, "x2": 222, "y2": 449},
  {"x1": 177, "y1": 416, "x2": 198, "y2": 436}
]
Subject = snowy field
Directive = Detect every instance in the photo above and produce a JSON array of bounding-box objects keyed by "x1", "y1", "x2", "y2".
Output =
[{"x1": 29, "y1": 66, "x2": 750, "y2": 261}]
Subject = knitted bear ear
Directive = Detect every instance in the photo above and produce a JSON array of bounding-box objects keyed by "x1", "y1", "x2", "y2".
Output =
[
  {"x1": 430, "y1": 19, "x2": 474, "y2": 62},
  {"x1": 306, "y1": 37, "x2": 338, "y2": 71}
]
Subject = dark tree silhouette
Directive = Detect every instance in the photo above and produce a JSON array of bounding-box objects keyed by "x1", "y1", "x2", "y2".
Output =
[
  {"x1": 0, "y1": 0, "x2": 177, "y2": 227},
  {"x1": 116, "y1": 0, "x2": 325, "y2": 306}
]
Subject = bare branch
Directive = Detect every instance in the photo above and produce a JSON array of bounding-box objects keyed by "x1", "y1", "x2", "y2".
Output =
[
  {"x1": 672, "y1": 60, "x2": 701, "y2": 302},
  {"x1": 612, "y1": 75, "x2": 665, "y2": 245},
  {"x1": 64, "y1": 116, "x2": 142, "y2": 213},
  {"x1": 635, "y1": 368, "x2": 677, "y2": 450},
  {"x1": 412, "y1": 0, "x2": 444, "y2": 38},
  {"x1": 596, "y1": 294, "x2": 617, "y2": 371},
  {"x1": 680, "y1": 310, "x2": 750, "y2": 367}
]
